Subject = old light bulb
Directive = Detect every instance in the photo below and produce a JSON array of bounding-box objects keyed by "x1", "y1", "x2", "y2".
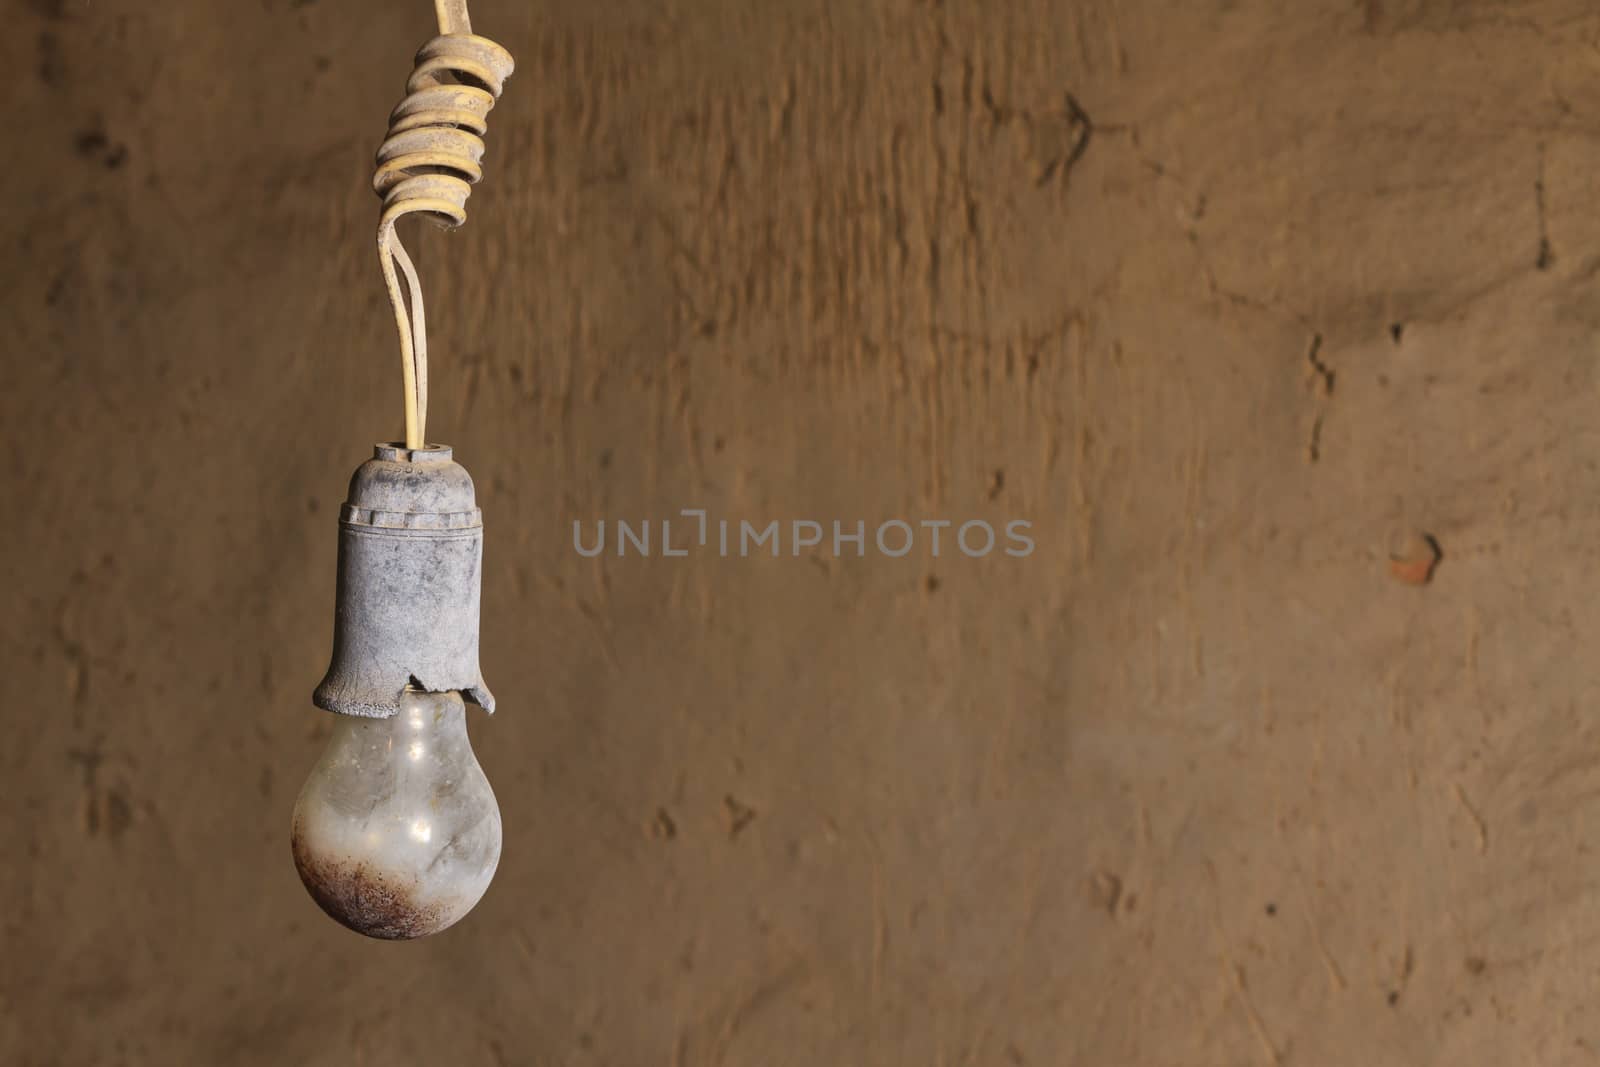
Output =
[
  {"x1": 299, "y1": 0, "x2": 517, "y2": 942},
  {"x1": 296, "y1": 442, "x2": 499, "y2": 940},
  {"x1": 292, "y1": 688, "x2": 500, "y2": 939}
]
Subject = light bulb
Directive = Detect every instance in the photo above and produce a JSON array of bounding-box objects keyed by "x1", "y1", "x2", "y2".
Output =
[{"x1": 291, "y1": 688, "x2": 501, "y2": 940}]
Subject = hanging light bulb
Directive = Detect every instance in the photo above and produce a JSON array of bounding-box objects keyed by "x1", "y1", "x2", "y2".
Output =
[
  {"x1": 292, "y1": 689, "x2": 500, "y2": 939},
  {"x1": 292, "y1": 443, "x2": 501, "y2": 939},
  {"x1": 291, "y1": 0, "x2": 513, "y2": 940}
]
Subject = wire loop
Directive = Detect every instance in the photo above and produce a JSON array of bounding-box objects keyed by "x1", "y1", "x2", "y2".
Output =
[{"x1": 375, "y1": 29, "x2": 513, "y2": 447}]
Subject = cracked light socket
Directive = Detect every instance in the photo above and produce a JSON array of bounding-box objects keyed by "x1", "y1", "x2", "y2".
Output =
[{"x1": 313, "y1": 443, "x2": 494, "y2": 717}]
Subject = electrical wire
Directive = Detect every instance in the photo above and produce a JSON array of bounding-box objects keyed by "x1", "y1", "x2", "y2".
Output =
[
  {"x1": 435, "y1": 0, "x2": 471, "y2": 35},
  {"x1": 375, "y1": 0, "x2": 513, "y2": 448}
]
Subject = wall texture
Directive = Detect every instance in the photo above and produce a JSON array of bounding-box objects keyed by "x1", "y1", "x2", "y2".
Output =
[{"x1": 6, "y1": 0, "x2": 1600, "y2": 1063}]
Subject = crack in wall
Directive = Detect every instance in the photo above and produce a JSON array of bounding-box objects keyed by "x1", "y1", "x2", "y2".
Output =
[{"x1": 1535, "y1": 142, "x2": 1554, "y2": 271}]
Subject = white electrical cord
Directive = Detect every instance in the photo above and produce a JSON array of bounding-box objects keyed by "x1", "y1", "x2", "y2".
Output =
[{"x1": 375, "y1": 0, "x2": 514, "y2": 448}]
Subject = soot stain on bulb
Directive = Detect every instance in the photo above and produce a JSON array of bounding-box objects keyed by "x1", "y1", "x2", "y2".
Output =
[
  {"x1": 291, "y1": 689, "x2": 501, "y2": 940},
  {"x1": 291, "y1": 821, "x2": 451, "y2": 940}
]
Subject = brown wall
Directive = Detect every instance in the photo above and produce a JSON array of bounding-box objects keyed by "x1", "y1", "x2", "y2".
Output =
[{"x1": 5, "y1": 0, "x2": 1599, "y2": 1062}]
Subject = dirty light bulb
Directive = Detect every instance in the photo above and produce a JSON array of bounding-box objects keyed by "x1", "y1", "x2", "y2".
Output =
[{"x1": 291, "y1": 688, "x2": 501, "y2": 940}]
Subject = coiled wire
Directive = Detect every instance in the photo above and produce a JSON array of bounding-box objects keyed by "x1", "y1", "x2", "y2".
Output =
[{"x1": 376, "y1": 0, "x2": 514, "y2": 448}]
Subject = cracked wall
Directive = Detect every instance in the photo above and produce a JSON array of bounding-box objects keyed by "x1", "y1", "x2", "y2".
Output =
[{"x1": 5, "y1": 0, "x2": 1600, "y2": 1063}]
